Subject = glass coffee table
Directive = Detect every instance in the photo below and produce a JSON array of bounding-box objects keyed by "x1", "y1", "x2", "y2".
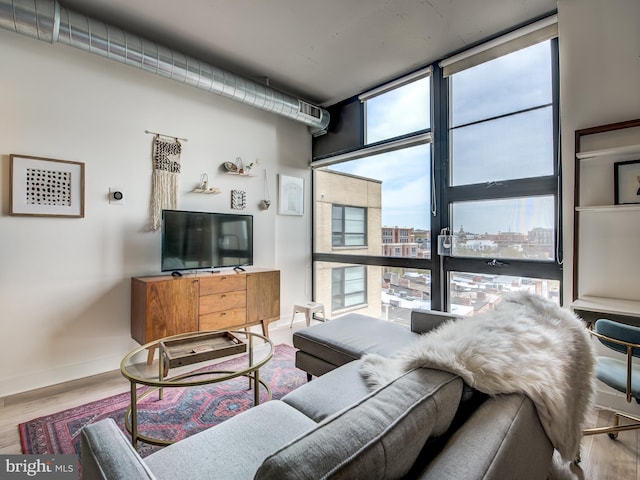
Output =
[{"x1": 120, "y1": 330, "x2": 274, "y2": 447}]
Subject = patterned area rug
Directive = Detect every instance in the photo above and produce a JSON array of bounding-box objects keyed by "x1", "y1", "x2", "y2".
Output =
[{"x1": 20, "y1": 344, "x2": 306, "y2": 458}]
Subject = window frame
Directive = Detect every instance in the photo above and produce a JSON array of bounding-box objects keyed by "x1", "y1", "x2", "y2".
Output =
[
  {"x1": 311, "y1": 20, "x2": 561, "y2": 315},
  {"x1": 332, "y1": 204, "x2": 368, "y2": 247},
  {"x1": 331, "y1": 265, "x2": 368, "y2": 311},
  {"x1": 439, "y1": 37, "x2": 562, "y2": 308}
]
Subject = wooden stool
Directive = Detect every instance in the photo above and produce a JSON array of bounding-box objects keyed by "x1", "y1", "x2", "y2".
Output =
[{"x1": 290, "y1": 302, "x2": 326, "y2": 327}]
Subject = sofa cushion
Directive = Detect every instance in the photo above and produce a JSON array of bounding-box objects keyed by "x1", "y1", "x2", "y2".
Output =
[
  {"x1": 144, "y1": 401, "x2": 316, "y2": 480},
  {"x1": 255, "y1": 368, "x2": 463, "y2": 480},
  {"x1": 282, "y1": 359, "x2": 372, "y2": 422},
  {"x1": 292, "y1": 313, "x2": 418, "y2": 368}
]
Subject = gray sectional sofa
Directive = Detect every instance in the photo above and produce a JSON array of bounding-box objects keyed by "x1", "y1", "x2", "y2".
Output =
[{"x1": 81, "y1": 309, "x2": 554, "y2": 479}]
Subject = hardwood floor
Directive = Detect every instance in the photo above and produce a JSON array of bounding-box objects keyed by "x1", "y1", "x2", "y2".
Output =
[
  {"x1": 1, "y1": 322, "x2": 638, "y2": 479},
  {"x1": 580, "y1": 409, "x2": 639, "y2": 479}
]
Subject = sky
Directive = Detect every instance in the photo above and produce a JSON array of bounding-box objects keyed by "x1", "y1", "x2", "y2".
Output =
[{"x1": 328, "y1": 41, "x2": 555, "y2": 234}]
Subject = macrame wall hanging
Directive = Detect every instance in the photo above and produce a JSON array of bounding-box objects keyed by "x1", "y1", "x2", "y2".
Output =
[{"x1": 150, "y1": 134, "x2": 181, "y2": 230}]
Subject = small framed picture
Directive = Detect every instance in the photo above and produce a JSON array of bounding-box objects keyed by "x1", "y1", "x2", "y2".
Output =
[
  {"x1": 614, "y1": 159, "x2": 640, "y2": 205},
  {"x1": 231, "y1": 189, "x2": 246, "y2": 210},
  {"x1": 278, "y1": 175, "x2": 304, "y2": 216},
  {"x1": 10, "y1": 155, "x2": 85, "y2": 217}
]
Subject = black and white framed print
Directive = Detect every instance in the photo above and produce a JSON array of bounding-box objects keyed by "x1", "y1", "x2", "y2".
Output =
[{"x1": 10, "y1": 155, "x2": 85, "y2": 217}]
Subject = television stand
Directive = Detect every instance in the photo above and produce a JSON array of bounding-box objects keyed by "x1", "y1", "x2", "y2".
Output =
[{"x1": 131, "y1": 268, "x2": 280, "y2": 356}]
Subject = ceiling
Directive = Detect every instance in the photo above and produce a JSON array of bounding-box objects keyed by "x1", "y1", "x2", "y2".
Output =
[{"x1": 59, "y1": 0, "x2": 557, "y2": 107}]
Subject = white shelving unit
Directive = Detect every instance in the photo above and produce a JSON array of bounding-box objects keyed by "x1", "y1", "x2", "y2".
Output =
[
  {"x1": 572, "y1": 122, "x2": 640, "y2": 417},
  {"x1": 572, "y1": 119, "x2": 640, "y2": 318}
]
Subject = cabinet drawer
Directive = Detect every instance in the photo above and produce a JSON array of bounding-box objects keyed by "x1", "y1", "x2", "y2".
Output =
[
  {"x1": 199, "y1": 308, "x2": 247, "y2": 330},
  {"x1": 199, "y1": 291, "x2": 246, "y2": 315},
  {"x1": 199, "y1": 275, "x2": 246, "y2": 295}
]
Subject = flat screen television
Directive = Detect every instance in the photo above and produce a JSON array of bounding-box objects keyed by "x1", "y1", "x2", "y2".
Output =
[{"x1": 161, "y1": 209, "x2": 253, "y2": 272}]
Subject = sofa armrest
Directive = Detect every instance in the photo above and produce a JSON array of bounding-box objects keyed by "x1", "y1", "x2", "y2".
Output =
[
  {"x1": 81, "y1": 418, "x2": 157, "y2": 480},
  {"x1": 417, "y1": 394, "x2": 553, "y2": 480},
  {"x1": 410, "y1": 309, "x2": 461, "y2": 334}
]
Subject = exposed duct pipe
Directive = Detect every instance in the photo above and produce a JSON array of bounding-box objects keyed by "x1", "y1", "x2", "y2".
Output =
[{"x1": 0, "y1": 0, "x2": 330, "y2": 136}]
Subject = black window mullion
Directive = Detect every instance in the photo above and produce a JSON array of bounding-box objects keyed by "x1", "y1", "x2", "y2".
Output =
[
  {"x1": 447, "y1": 176, "x2": 558, "y2": 203},
  {"x1": 444, "y1": 256, "x2": 562, "y2": 280},
  {"x1": 313, "y1": 252, "x2": 431, "y2": 270},
  {"x1": 430, "y1": 63, "x2": 448, "y2": 311},
  {"x1": 450, "y1": 103, "x2": 553, "y2": 131},
  {"x1": 550, "y1": 38, "x2": 563, "y2": 279}
]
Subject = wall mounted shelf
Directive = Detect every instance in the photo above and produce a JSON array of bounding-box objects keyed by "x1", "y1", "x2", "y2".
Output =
[
  {"x1": 575, "y1": 204, "x2": 640, "y2": 213},
  {"x1": 571, "y1": 295, "x2": 640, "y2": 318},
  {"x1": 576, "y1": 143, "x2": 640, "y2": 160},
  {"x1": 192, "y1": 187, "x2": 221, "y2": 194},
  {"x1": 225, "y1": 172, "x2": 255, "y2": 177}
]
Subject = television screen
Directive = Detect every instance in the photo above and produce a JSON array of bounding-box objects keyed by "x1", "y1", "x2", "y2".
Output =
[{"x1": 161, "y1": 210, "x2": 253, "y2": 272}]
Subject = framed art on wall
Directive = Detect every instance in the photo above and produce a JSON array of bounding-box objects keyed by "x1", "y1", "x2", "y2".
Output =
[
  {"x1": 231, "y1": 189, "x2": 247, "y2": 210},
  {"x1": 614, "y1": 159, "x2": 640, "y2": 205},
  {"x1": 278, "y1": 174, "x2": 304, "y2": 215},
  {"x1": 10, "y1": 154, "x2": 85, "y2": 217}
]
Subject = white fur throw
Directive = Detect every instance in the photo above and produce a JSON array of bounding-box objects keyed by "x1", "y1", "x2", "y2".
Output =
[{"x1": 360, "y1": 292, "x2": 595, "y2": 462}]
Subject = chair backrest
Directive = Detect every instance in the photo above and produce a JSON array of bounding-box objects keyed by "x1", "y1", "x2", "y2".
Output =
[{"x1": 595, "y1": 319, "x2": 640, "y2": 357}]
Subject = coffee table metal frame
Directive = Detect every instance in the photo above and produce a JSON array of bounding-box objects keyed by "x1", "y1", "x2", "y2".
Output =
[{"x1": 120, "y1": 330, "x2": 274, "y2": 448}]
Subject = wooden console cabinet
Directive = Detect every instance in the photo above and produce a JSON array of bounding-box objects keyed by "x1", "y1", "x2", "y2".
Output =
[{"x1": 131, "y1": 268, "x2": 280, "y2": 345}]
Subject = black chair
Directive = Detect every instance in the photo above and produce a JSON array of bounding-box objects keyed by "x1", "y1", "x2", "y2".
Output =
[{"x1": 583, "y1": 318, "x2": 640, "y2": 439}]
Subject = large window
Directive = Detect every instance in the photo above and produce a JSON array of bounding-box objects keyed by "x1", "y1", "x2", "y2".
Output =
[
  {"x1": 443, "y1": 37, "x2": 560, "y2": 314},
  {"x1": 312, "y1": 16, "x2": 560, "y2": 319},
  {"x1": 312, "y1": 78, "x2": 433, "y2": 320}
]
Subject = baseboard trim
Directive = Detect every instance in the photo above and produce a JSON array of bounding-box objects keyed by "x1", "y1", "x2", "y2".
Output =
[{"x1": 0, "y1": 369, "x2": 123, "y2": 407}]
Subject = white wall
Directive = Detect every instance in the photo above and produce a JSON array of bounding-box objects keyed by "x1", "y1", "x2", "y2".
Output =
[
  {"x1": 0, "y1": 29, "x2": 312, "y2": 396},
  {"x1": 559, "y1": 0, "x2": 640, "y2": 303}
]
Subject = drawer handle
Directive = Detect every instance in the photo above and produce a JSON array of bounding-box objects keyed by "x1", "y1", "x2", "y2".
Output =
[
  {"x1": 221, "y1": 312, "x2": 227, "y2": 316},
  {"x1": 221, "y1": 294, "x2": 227, "y2": 298}
]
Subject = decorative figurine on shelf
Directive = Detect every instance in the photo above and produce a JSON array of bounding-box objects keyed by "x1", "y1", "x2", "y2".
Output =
[
  {"x1": 191, "y1": 173, "x2": 221, "y2": 194},
  {"x1": 222, "y1": 157, "x2": 260, "y2": 175},
  {"x1": 223, "y1": 161, "x2": 238, "y2": 173},
  {"x1": 245, "y1": 158, "x2": 260, "y2": 174}
]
